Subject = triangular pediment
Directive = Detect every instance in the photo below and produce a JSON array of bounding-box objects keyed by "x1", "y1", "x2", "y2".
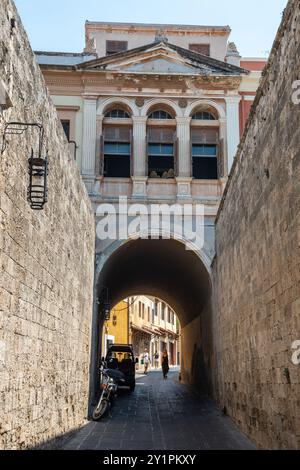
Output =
[
  {"x1": 106, "y1": 53, "x2": 206, "y2": 74},
  {"x1": 78, "y1": 41, "x2": 248, "y2": 76}
]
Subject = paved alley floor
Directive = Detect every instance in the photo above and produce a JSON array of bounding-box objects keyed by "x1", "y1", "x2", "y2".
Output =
[{"x1": 61, "y1": 370, "x2": 256, "y2": 450}]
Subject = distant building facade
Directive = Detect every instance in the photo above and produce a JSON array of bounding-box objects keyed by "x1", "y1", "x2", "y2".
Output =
[
  {"x1": 101, "y1": 296, "x2": 180, "y2": 367},
  {"x1": 36, "y1": 22, "x2": 266, "y2": 266},
  {"x1": 36, "y1": 22, "x2": 266, "y2": 362},
  {"x1": 129, "y1": 296, "x2": 180, "y2": 367}
]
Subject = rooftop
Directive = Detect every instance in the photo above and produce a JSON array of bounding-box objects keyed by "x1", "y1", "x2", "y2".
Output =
[
  {"x1": 35, "y1": 51, "x2": 97, "y2": 66},
  {"x1": 85, "y1": 20, "x2": 231, "y2": 33}
]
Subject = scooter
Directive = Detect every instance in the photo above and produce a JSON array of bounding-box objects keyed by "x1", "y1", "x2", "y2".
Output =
[{"x1": 92, "y1": 360, "x2": 126, "y2": 421}]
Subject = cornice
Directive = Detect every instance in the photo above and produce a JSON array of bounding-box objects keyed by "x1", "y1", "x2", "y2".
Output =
[
  {"x1": 55, "y1": 105, "x2": 80, "y2": 111},
  {"x1": 85, "y1": 22, "x2": 231, "y2": 36},
  {"x1": 41, "y1": 67, "x2": 243, "y2": 91}
]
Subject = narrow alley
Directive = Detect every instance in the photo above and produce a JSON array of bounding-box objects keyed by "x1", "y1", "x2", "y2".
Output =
[{"x1": 62, "y1": 370, "x2": 255, "y2": 451}]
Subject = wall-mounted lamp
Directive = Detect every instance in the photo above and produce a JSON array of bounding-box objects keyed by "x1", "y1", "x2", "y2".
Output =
[
  {"x1": 1, "y1": 122, "x2": 48, "y2": 210},
  {"x1": 98, "y1": 286, "x2": 111, "y2": 321},
  {"x1": 103, "y1": 302, "x2": 111, "y2": 321}
]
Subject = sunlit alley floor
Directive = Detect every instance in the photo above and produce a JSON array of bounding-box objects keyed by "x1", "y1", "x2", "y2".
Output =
[{"x1": 61, "y1": 369, "x2": 256, "y2": 450}]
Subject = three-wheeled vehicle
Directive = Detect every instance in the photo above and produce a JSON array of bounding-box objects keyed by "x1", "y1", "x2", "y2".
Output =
[{"x1": 105, "y1": 343, "x2": 138, "y2": 392}]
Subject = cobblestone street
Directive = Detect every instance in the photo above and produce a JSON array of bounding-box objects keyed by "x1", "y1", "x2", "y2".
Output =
[{"x1": 62, "y1": 370, "x2": 256, "y2": 450}]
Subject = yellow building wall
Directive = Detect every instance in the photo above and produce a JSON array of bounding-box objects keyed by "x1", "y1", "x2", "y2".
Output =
[{"x1": 102, "y1": 300, "x2": 129, "y2": 351}]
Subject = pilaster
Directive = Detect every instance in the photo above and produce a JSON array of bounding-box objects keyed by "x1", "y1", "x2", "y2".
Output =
[
  {"x1": 82, "y1": 97, "x2": 97, "y2": 191},
  {"x1": 225, "y1": 96, "x2": 241, "y2": 172}
]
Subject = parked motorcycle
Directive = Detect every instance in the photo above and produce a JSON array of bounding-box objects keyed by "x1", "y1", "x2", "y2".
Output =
[{"x1": 92, "y1": 360, "x2": 126, "y2": 421}]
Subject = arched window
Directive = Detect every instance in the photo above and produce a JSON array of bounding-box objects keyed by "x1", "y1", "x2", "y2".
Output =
[
  {"x1": 147, "y1": 108, "x2": 176, "y2": 178},
  {"x1": 105, "y1": 109, "x2": 130, "y2": 119},
  {"x1": 192, "y1": 111, "x2": 216, "y2": 120},
  {"x1": 101, "y1": 107, "x2": 132, "y2": 177},
  {"x1": 148, "y1": 110, "x2": 173, "y2": 120},
  {"x1": 191, "y1": 107, "x2": 221, "y2": 180}
]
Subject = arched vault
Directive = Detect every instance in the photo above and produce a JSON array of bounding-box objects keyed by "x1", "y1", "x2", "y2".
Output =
[{"x1": 97, "y1": 238, "x2": 211, "y2": 328}]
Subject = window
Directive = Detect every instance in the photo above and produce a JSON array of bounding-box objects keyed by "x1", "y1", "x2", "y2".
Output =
[
  {"x1": 106, "y1": 40, "x2": 128, "y2": 55},
  {"x1": 138, "y1": 302, "x2": 141, "y2": 318},
  {"x1": 191, "y1": 128, "x2": 218, "y2": 180},
  {"x1": 192, "y1": 144, "x2": 217, "y2": 157},
  {"x1": 142, "y1": 304, "x2": 145, "y2": 320},
  {"x1": 161, "y1": 303, "x2": 165, "y2": 321},
  {"x1": 102, "y1": 126, "x2": 131, "y2": 177},
  {"x1": 147, "y1": 127, "x2": 176, "y2": 178},
  {"x1": 167, "y1": 308, "x2": 171, "y2": 324},
  {"x1": 105, "y1": 109, "x2": 130, "y2": 119},
  {"x1": 189, "y1": 44, "x2": 210, "y2": 56},
  {"x1": 61, "y1": 120, "x2": 70, "y2": 140},
  {"x1": 192, "y1": 111, "x2": 216, "y2": 120},
  {"x1": 148, "y1": 110, "x2": 173, "y2": 120},
  {"x1": 148, "y1": 307, "x2": 150, "y2": 323}
]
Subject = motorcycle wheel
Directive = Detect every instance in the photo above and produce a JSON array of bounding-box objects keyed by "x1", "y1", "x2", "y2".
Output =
[{"x1": 92, "y1": 398, "x2": 109, "y2": 421}]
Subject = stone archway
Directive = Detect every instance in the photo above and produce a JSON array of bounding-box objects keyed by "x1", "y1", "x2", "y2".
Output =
[{"x1": 89, "y1": 237, "x2": 214, "y2": 412}]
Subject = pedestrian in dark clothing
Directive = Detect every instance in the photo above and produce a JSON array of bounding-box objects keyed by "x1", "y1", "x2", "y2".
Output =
[
  {"x1": 161, "y1": 350, "x2": 169, "y2": 379},
  {"x1": 153, "y1": 351, "x2": 159, "y2": 369}
]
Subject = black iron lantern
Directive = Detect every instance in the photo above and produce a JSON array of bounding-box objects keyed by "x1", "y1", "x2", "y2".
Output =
[
  {"x1": 27, "y1": 149, "x2": 48, "y2": 210},
  {"x1": 103, "y1": 301, "x2": 111, "y2": 321},
  {"x1": 1, "y1": 122, "x2": 49, "y2": 211},
  {"x1": 97, "y1": 287, "x2": 111, "y2": 321}
]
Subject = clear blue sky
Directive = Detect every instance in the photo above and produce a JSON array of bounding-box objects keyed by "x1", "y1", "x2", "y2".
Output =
[{"x1": 14, "y1": 0, "x2": 287, "y2": 57}]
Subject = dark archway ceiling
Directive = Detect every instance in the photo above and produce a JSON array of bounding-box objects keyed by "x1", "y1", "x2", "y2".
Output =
[{"x1": 97, "y1": 239, "x2": 211, "y2": 327}]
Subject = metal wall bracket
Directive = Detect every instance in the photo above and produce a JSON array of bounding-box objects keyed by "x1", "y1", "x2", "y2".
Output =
[{"x1": 1, "y1": 122, "x2": 49, "y2": 210}]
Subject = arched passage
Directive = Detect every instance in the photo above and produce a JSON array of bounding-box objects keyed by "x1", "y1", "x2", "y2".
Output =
[{"x1": 89, "y1": 238, "x2": 214, "y2": 412}]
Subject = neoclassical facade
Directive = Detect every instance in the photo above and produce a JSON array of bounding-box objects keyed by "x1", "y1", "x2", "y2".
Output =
[{"x1": 36, "y1": 21, "x2": 266, "y2": 262}]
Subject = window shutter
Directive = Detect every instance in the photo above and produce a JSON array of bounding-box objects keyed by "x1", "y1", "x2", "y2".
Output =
[
  {"x1": 148, "y1": 127, "x2": 175, "y2": 143},
  {"x1": 217, "y1": 138, "x2": 224, "y2": 178},
  {"x1": 118, "y1": 126, "x2": 131, "y2": 142},
  {"x1": 146, "y1": 133, "x2": 149, "y2": 175},
  {"x1": 104, "y1": 126, "x2": 130, "y2": 142},
  {"x1": 174, "y1": 135, "x2": 178, "y2": 177},
  {"x1": 130, "y1": 131, "x2": 134, "y2": 177},
  {"x1": 100, "y1": 135, "x2": 104, "y2": 176},
  {"x1": 104, "y1": 126, "x2": 116, "y2": 141},
  {"x1": 190, "y1": 138, "x2": 193, "y2": 177},
  {"x1": 191, "y1": 128, "x2": 218, "y2": 144}
]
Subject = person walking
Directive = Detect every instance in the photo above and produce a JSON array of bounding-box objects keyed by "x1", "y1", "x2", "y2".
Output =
[
  {"x1": 161, "y1": 350, "x2": 169, "y2": 379},
  {"x1": 142, "y1": 348, "x2": 150, "y2": 375},
  {"x1": 153, "y1": 351, "x2": 159, "y2": 369}
]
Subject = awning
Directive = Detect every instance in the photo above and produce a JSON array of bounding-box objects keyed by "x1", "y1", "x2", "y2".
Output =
[
  {"x1": 131, "y1": 324, "x2": 152, "y2": 336},
  {"x1": 157, "y1": 327, "x2": 179, "y2": 338}
]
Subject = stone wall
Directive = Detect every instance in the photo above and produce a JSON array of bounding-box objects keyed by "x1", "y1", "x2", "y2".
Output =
[
  {"x1": 0, "y1": 0, "x2": 95, "y2": 449},
  {"x1": 181, "y1": 301, "x2": 214, "y2": 394},
  {"x1": 212, "y1": 0, "x2": 300, "y2": 449}
]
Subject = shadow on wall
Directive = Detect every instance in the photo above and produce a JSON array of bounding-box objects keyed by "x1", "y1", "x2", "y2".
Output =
[{"x1": 191, "y1": 343, "x2": 211, "y2": 395}]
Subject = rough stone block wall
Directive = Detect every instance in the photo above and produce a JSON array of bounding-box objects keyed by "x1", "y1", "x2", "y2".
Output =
[
  {"x1": 212, "y1": 0, "x2": 300, "y2": 449},
  {"x1": 181, "y1": 301, "x2": 214, "y2": 395},
  {"x1": 0, "y1": 0, "x2": 95, "y2": 449}
]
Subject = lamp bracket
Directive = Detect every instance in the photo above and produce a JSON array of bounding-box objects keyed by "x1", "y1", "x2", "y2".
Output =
[{"x1": 1, "y1": 121, "x2": 44, "y2": 155}]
